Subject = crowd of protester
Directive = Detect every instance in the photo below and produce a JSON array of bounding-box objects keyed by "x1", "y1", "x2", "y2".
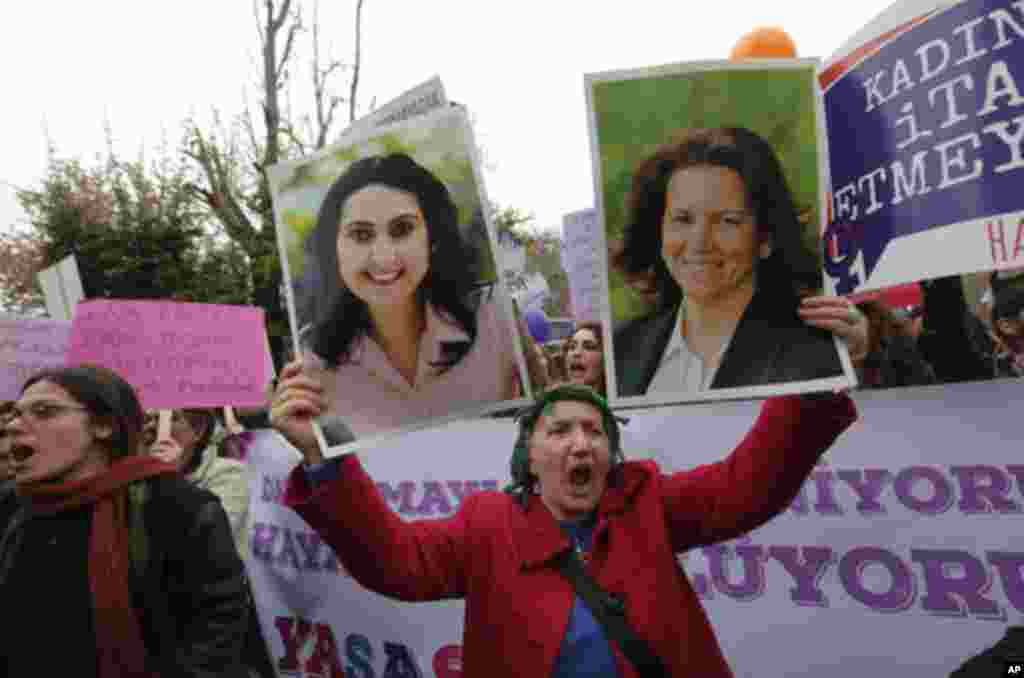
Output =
[{"x1": 0, "y1": 269, "x2": 1020, "y2": 676}]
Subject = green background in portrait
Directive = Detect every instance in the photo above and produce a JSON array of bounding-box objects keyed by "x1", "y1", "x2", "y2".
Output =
[
  {"x1": 270, "y1": 112, "x2": 497, "y2": 286},
  {"x1": 591, "y1": 66, "x2": 822, "y2": 325}
]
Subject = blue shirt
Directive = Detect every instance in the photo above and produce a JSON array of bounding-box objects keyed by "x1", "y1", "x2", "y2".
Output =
[{"x1": 552, "y1": 516, "x2": 620, "y2": 678}]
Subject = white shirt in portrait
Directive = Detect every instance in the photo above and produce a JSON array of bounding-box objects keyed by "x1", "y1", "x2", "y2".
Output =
[{"x1": 646, "y1": 305, "x2": 736, "y2": 394}]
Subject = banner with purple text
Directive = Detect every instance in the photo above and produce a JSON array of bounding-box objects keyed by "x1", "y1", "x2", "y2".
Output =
[
  {"x1": 822, "y1": 0, "x2": 1024, "y2": 295},
  {"x1": 242, "y1": 378, "x2": 1024, "y2": 678}
]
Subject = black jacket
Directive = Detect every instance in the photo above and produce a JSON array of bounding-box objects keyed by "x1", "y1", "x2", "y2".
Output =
[
  {"x1": 949, "y1": 627, "x2": 1024, "y2": 677},
  {"x1": 614, "y1": 287, "x2": 844, "y2": 397},
  {"x1": 0, "y1": 475, "x2": 250, "y2": 678}
]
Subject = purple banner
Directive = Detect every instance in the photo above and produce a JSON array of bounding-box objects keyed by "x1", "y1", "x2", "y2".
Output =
[{"x1": 823, "y1": 0, "x2": 1024, "y2": 294}]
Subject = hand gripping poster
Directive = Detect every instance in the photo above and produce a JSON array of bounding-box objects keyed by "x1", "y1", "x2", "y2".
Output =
[
  {"x1": 586, "y1": 58, "x2": 856, "y2": 406},
  {"x1": 268, "y1": 104, "x2": 534, "y2": 456}
]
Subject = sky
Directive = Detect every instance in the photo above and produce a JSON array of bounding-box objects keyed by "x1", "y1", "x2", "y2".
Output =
[{"x1": 0, "y1": 0, "x2": 902, "y2": 237}]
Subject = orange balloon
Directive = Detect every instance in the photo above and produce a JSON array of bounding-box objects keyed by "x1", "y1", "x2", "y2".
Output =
[{"x1": 729, "y1": 27, "x2": 798, "y2": 59}]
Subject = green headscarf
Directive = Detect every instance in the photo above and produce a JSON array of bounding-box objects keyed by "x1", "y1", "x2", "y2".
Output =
[{"x1": 504, "y1": 384, "x2": 627, "y2": 505}]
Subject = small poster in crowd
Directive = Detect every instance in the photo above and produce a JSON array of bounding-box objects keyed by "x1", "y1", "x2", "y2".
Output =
[
  {"x1": 0, "y1": 314, "x2": 71, "y2": 401},
  {"x1": 65, "y1": 299, "x2": 269, "y2": 410},
  {"x1": 268, "y1": 104, "x2": 534, "y2": 456},
  {"x1": 821, "y1": 0, "x2": 1024, "y2": 295},
  {"x1": 561, "y1": 208, "x2": 606, "y2": 324},
  {"x1": 37, "y1": 255, "x2": 84, "y2": 322},
  {"x1": 586, "y1": 58, "x2": 856, "y2": 406}
]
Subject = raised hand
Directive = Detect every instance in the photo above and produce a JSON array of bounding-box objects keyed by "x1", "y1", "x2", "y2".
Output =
[
  {"x1": 269, "y1": 359, "x2": 326, "y2": 464},
  {"x1": 798, "y1": 295, "x2": 869, "y2": 364}
]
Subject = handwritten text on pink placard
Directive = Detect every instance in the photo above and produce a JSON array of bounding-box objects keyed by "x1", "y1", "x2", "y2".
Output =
[
  {"x1": 67, "y1": 300, "x2": 267, "y2": 409},
  {"x1": 0, "y1": 315, "x2": 71, "y2": 401}
]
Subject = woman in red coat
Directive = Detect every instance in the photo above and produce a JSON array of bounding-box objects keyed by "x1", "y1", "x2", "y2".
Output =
[{"x1": 270, "y1": 364, "x2": 856, "y2": 678}]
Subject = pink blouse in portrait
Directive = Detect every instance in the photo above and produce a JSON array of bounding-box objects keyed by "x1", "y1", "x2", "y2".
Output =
[{"x1": 304, "y1": 286, "x2": 520, "y2": 438}]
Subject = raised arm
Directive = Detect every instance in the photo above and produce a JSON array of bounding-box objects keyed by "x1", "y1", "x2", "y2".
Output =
[
  {"x1": 662, "y1": 393, "x2": 857, "y2": 552},
  {"x1": 283, "y1": 455, "x2": 471, "y2": 601},
  {"x1": 270, "y1": 359, "x2": 470, "y2": 602}
]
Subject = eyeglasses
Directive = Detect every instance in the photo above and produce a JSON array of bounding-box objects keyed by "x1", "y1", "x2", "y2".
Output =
[{"x1": 10, "y1": 401, "x2": 88, "y2": 423}]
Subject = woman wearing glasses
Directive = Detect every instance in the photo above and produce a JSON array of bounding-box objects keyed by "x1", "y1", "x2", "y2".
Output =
[{"x1": 0, "y1": 365, "x2": 250, "y2": 678}]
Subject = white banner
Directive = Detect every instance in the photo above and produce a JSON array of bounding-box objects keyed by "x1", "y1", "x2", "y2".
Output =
[
  {"x1": 341, "y1": 76, "x2": 448, "y2": 141},
  {"x1": 244, "y1": 378, "x2": 1024, "y2": 677},
  {"x1": 37, "y1": 254, "x2": 84, "y2": 322}
]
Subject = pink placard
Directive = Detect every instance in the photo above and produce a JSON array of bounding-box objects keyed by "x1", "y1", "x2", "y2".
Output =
[
  {"x1": 0, "y1": 314, "x2": 72, "y2": 401},
  {"x1": 66, "y1": 300, "x2": 268, "y2": 410}
]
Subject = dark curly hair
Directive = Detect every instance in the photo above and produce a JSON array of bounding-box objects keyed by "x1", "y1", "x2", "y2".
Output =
[
  {"x1": 613, "y1": 127, "x2": 820, "y2": 312},
  {"x1": 303, "y1": 153, "x2": 482, "y2": 370}
]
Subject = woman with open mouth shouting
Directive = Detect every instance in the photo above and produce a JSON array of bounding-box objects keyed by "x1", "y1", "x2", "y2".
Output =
[
  {"x1": 297, "y1": 153, "x2": 522, "y2": 440},
  {"x1": 0, "y1": 365, "x2": 251, "y2": 678},
  {"x1": 270, "y1": 374, "x2": 857, "y2": 678},
  {"x1": 563, "y1": 321, "x2": 607, "y2": 396}
]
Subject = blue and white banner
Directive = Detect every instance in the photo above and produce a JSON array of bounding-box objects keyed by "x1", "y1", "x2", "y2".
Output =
[{"x1": 822, "y1": 0, "x2": 1024, "y2": 294}]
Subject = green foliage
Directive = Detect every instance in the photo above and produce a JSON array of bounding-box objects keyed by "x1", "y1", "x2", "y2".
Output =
[
  {"x1": 591, "y1": 66, "x2": 822, "y2": 322},
  {"x1": 16, "y1": 150, "x2": 252, "y2": 307}
]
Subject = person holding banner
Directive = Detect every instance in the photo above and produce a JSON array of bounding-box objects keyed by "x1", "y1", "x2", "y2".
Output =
[
  {"x1": 0, "y1": 365, "x2": 250, "y2": 678},
  {"x1": 300, "y1": 153, "x2": 521, "y2": 437},
  {"x1": 612, "y1": 127, "x2": 848, "y2": 396},
  {"x1": 269, "y1": 361, "x2": 856, "y2": 677},
  {"x1": 144, "y1": 408, "x2": 250, "y2": 555}
]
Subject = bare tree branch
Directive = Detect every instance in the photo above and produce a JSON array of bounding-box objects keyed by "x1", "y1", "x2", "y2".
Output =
[
  {"x1": 271, "y1": 0, "x2": 292, "y2": 32},
  {"x1": 254, "y1": 0, "x2": 265, "y2": 44},
  {"x1": 280, "y1": 122, "x2": 309, "y2": 155},
  {"x1": 349, "y1": 0, "x2": 365, "y2": 123},
  {"x1": 277, "y1": 19, "x2": 300, "y2": 85},
  {"x1": 310, "y1": 0, "x2": 347, "y2": 149}
]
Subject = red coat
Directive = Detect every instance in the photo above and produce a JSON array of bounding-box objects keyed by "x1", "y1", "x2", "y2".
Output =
[{"x1": 284, "y1": 394, "x2": 857, "y2": 677}]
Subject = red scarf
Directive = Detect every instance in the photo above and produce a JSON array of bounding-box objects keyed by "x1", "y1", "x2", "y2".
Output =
[{"x1": 19, "y1": 455, "x2": 178, "y2": 678}]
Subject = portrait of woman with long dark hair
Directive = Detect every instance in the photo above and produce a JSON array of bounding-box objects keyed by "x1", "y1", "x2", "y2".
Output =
[
  {"x1": 612, "y1": 127, "x2": 849, "y2": 396},
  {"x1": 287, "y1": 150, "x2": 523, "y2": 439}
]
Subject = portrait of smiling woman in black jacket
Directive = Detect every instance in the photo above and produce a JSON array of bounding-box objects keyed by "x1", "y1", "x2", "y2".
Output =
[{"x1": 612, "y1": 127, "x2": 846, "y2": 397}]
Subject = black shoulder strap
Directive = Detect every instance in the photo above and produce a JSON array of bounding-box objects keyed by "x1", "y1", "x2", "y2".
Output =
[{"x1": 557, "y1": 550, "x2": 668, "y2": 678}]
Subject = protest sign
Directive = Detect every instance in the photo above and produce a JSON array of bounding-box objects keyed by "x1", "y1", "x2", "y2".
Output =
[
  {"x1": 65, "y1": 300, "x2": 268, "y2": 410},
  {"x1": 0, "y1": 314, "x2": 71, "y2": 400},
  {"x1": 822, "y1": 0, "x2": 1024, "y2": 295},
  {"x1": 561, "y1": 208, "x2": 605, "y2": 323},
  {"x1": 36, "y1": 255, "x2": 84, "y2": 321},
  {"x1": 586, "y1": 58, "x2": 854, "y2": 406},
  {"x1": 267, "y1": 105, "x2": 534, "y2": 456}
]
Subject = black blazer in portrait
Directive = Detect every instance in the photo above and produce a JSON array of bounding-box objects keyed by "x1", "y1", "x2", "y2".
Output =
[{"x1": 613, "y1": 287, "x2": 844, "y2": 397}]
